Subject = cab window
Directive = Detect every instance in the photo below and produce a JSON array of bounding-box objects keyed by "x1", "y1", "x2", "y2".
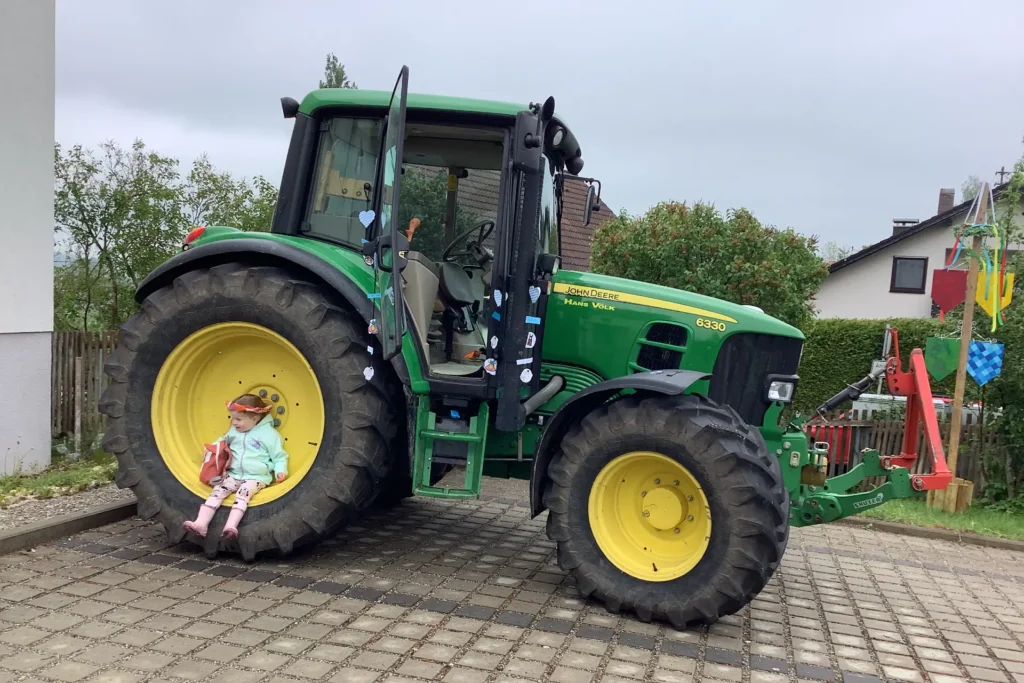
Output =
[
  {"x1": 539, "y1": 158, "x2": 559, "y2": 257},
  {"x1": 306, "y1": 118, "x2": 382, "y2": 247}
]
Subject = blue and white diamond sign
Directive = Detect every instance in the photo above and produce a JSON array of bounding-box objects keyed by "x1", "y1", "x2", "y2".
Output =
[{"x1": 967, "y1": 341, "x2": 1004, "y2": 386}]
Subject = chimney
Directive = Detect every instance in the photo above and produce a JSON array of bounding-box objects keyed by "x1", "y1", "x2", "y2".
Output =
[
  {"x1": 937, "y1": 188, "x2": 955, "y2": 215},
  {"x1": 892, "y1": 218, "x2": 919, "y2": 236}
]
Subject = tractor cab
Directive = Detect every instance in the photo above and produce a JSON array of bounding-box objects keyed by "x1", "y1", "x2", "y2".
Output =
[
  {"x1": 274, "y1": 68, "x2": 598, "y2": 434},
  {"x1": 302, "y1": 110, "x2": 504, "y2": 376}
]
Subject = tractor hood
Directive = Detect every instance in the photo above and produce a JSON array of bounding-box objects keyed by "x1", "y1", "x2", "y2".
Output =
[{"x1": 550, "y1": 269, "x2": 805, "y2": 340}]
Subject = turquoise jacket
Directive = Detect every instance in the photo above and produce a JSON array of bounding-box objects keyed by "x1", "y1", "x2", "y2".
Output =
[{"x1": 216, "y1": 414, "x2": 288, "y2": 486}]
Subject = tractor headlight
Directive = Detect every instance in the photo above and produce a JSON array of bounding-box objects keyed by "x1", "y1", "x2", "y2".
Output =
[{"x1": 765, "y1": 374, "x2": 799, "y2": 404}]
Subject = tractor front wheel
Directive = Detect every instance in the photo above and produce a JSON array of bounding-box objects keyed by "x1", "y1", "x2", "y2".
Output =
[
  {"x1": 543, "y1": 393, "x2": 788, "y2": 629},
  {"x1": 99, "y1": 264, "x2": 400, "y2": 559}
]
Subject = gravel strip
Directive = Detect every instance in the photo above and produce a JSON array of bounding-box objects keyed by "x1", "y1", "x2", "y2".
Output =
[{"x1": 0, "y1": 483, "x2": 133, "y2": 531}]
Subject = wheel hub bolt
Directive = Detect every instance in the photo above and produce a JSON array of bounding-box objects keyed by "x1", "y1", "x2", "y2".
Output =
[
  {"x1": 271, "y1": 393, "x2": 279, "y2": 402},
  {"x1": 259, "y1": 389, "x2": 268, "y2": 398},
  {"x1": 654, "y1": 478, "x2": 660, "y2": 485},
  {"x1": 273, "y1": 418, "x2": 281, "y2": 427},
  {"x1": 674, "y1": 528, "x2": 680, "y2": 534},
  {"x1": 687, "y1": 515, "x2": 694, "y2": 522},
  {"x1": 641, "y1": 491, "x2": 647, "y2": 497},
  {"x1": 277, "y1": 406, "x2": 285, "y2": 415},
  {"x1": 643, "y1": 510, "x2": 650, "y2": 518},
  {"x1": 673, "y1": 480, "x2": 679, "y2": 486},
  {"x1": 687, "y1": 495, "x2": 694, "y2": 502}
]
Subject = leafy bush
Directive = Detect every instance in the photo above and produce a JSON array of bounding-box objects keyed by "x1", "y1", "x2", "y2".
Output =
[
  {"x1": 591, "y1": 202, "x2": 829, "y2": 328},
  {"x1": 795, "y1": 318, "x2": 952, "y2": 414}
]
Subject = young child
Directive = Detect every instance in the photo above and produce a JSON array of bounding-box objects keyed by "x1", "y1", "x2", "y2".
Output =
[{"x1": 183, "y1": 394, "x2": 289, "y2": 540}]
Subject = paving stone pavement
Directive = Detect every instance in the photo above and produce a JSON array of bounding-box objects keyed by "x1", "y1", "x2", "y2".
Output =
[{"x1": 0, "y1": 479, "x2": 1022, "y2": 683}]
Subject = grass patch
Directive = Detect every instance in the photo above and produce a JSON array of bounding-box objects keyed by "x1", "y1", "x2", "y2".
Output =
[
  {"x1": 856, "y1": 498, "x2": 1024, "y2": 541},
  {"x1": 0, "y1": 451, "x2": 117, "y2": 509}
]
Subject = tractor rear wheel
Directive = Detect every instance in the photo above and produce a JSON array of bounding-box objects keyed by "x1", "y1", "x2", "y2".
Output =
[
  {"x1": 543, "y1": 393, "x2": 788, "y2": 629},
  {"x1": 99, "y1": 264, "x2": 400, "y2": 559}
]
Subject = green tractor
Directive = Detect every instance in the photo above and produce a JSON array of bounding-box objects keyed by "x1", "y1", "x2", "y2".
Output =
[{"x1": 99, "y1": 66, "x2": 950, "y2": 628}]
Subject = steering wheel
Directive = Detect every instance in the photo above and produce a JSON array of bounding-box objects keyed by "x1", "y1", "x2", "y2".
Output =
[{"x1": 442, "y1": 219, "x2": 495, "y2": 263}]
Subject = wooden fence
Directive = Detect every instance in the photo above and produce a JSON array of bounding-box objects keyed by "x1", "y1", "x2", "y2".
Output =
[
  {"x1": 806, "y1": 409, "x2": 1001, "y2": 496},
  {"x1": 51, "y1": 331, "x2": 118, "y2": 438}
]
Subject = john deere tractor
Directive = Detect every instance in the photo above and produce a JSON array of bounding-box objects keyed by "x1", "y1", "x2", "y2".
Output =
[{"x1": 99, "y1": 66, "x2": 950, "y2": 628}]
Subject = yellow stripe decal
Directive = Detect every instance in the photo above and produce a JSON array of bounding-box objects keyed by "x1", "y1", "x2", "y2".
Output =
[{"x1": 552, "y1": 283, "x2": 737, "y2": 323}]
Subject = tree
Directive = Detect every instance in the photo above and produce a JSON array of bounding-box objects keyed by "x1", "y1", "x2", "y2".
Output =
[
  {"x1": 319, "y1": 53, "x2": 357, "y2": 89},
  {"x1": 397, "y1": 167, "x2": 481, "y2": 263},
  {"x1": 819, "y1": 241, "x2": 855, "y2": 263},
  {"x1": 53, "y1": 249, "x2": 107, "y2": 332},
  {"x1": 591, "y1": 201, "x2": 829, "y2": 328},
  {"x1": 54, "y1": 141, "x2": 280, "y2": 331},
  {"x1": 182, "y1": 155, "x2": 277, "y2": 233},
  {"x1": 54, "y1": 140, "x2": 185, "y2": 328},
  {"x1": 961, "y1": 174, "x2": 982, "y2": 202}
]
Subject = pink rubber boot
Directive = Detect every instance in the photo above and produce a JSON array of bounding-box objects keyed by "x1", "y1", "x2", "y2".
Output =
[
  {"x1": 221, "y1": 507, "x2": 245, "y2": 541},
  {"x1": 183, "y1": 505, "x2": 217, "y2": 537}
]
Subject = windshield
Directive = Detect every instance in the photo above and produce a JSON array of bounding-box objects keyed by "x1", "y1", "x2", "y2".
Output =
[
  {"x1": 399, "y1": 165, "x2": 500, "y2": 264},
  {"x1": 306, "y1": 118, "x2": 382, "y2": 247},
  {"x1": 397, "y1": 123, "x2": 504, "y2": 264},
  {"x1": 305, "y1": 118, "x2": 506, "y2": 262}
]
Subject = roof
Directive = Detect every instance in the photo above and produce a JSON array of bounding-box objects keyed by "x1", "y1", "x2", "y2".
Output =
[
  {"x1": 560, "y1": 178, "x2": 616, "y2": 271},
  {"x1": 828, "y1": 182, "x2": 1010, "y2": 274},
  {"x1": 300, "y1": 88, "x2": 526, "y2": 118}
]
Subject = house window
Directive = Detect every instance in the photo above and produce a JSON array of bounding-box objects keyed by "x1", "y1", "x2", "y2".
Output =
[{"x1": 890, "y1": 257, "x2": 928, "y2": 294}]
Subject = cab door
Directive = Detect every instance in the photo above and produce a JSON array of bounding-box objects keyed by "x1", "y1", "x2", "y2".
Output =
[{"x1": 370, "y1": 66, "x2": 410, "y2": 360}]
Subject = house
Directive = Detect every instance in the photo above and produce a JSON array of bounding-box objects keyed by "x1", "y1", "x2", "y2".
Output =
[
  {"x1": 559, "y1": 176, "x2": 616, "y2": 271},
  {"x1": 815, "y1": 184, "x2": 1024, "y2": 319}
]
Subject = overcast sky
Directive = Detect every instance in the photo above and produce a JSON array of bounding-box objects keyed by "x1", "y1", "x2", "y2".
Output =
[{"x1": 56, "y1": 0, "x2": 1024, "y2": 247}]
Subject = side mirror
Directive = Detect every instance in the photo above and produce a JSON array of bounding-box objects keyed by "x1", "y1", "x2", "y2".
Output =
[
  {"x1": 280, "y1": 97, "x2": 299, "y2": 119},
  {"x1": 583, "y1": 183, "x2": 600, "y2": 226}
]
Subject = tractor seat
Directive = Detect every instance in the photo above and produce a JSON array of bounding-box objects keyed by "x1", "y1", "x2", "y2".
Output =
[{"x1": 438, "y1": 262, "x2": 477, "y2": 307}]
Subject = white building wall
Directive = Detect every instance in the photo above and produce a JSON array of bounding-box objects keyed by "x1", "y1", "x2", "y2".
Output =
[
  {"x1": 0, "y1": 0, "x2": 55, "y2": 473},
  {"x1": 815, "y1": 200, "x2": 1024, "y2": 320}
]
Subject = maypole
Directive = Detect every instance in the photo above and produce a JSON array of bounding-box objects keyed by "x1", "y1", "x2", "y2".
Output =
[{"x1": 927, "y1": 182, "x2": 1013, "y2": 511}]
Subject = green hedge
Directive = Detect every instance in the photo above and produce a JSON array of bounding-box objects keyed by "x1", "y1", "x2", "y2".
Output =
[{"x1": 794, "y1": 318, "x2": 955, "y2": 414}]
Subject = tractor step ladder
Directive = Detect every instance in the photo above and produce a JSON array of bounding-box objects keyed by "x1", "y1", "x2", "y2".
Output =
[{"x1": 412, "y1": 398, "x2": 489, "y2": 498}]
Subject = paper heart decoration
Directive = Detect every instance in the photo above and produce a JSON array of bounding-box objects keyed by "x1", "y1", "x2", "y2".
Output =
[
  {"x1": 363, "y1": 366, "x2": 374, "y2": 381},
  {"x1": 493, "y1": 290, "x2": 503, "y2": 307},
  {"x1": 490, "y1": 336, "x2": 498, "y2": 349},
  {"x1": 520, "y1": 368, "x2": 533, "y2": 383},
  {"x1": 528, "y1": 286, "x2": 541, "y2": 303},
  {"x1": 483, "y1": 358, "x2": 498, "y2": 375},
  {"x1": 359, "y1": 210, "x2": 375, "y2": 228}
]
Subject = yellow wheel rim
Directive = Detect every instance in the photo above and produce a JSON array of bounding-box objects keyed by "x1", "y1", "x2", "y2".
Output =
[
  {"x1": 588, "y1": 451, "x2": 712, "y2": 582},
  {"x1": 152, "y1": 322, "x2": 325, "y2": 506}
]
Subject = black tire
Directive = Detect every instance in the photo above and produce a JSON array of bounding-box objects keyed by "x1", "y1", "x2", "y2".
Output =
[
  {"x1": 543, "y1": 393, "x2": 788, "y2": 629},
  {"x1": 99, "y1": 264, "x2": 401, "y2": 560}
]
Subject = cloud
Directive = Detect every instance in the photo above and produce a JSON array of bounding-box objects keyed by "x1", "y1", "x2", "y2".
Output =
[{"x1": 56, "y1": 0, "x2": 1024, "y2": 245}]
